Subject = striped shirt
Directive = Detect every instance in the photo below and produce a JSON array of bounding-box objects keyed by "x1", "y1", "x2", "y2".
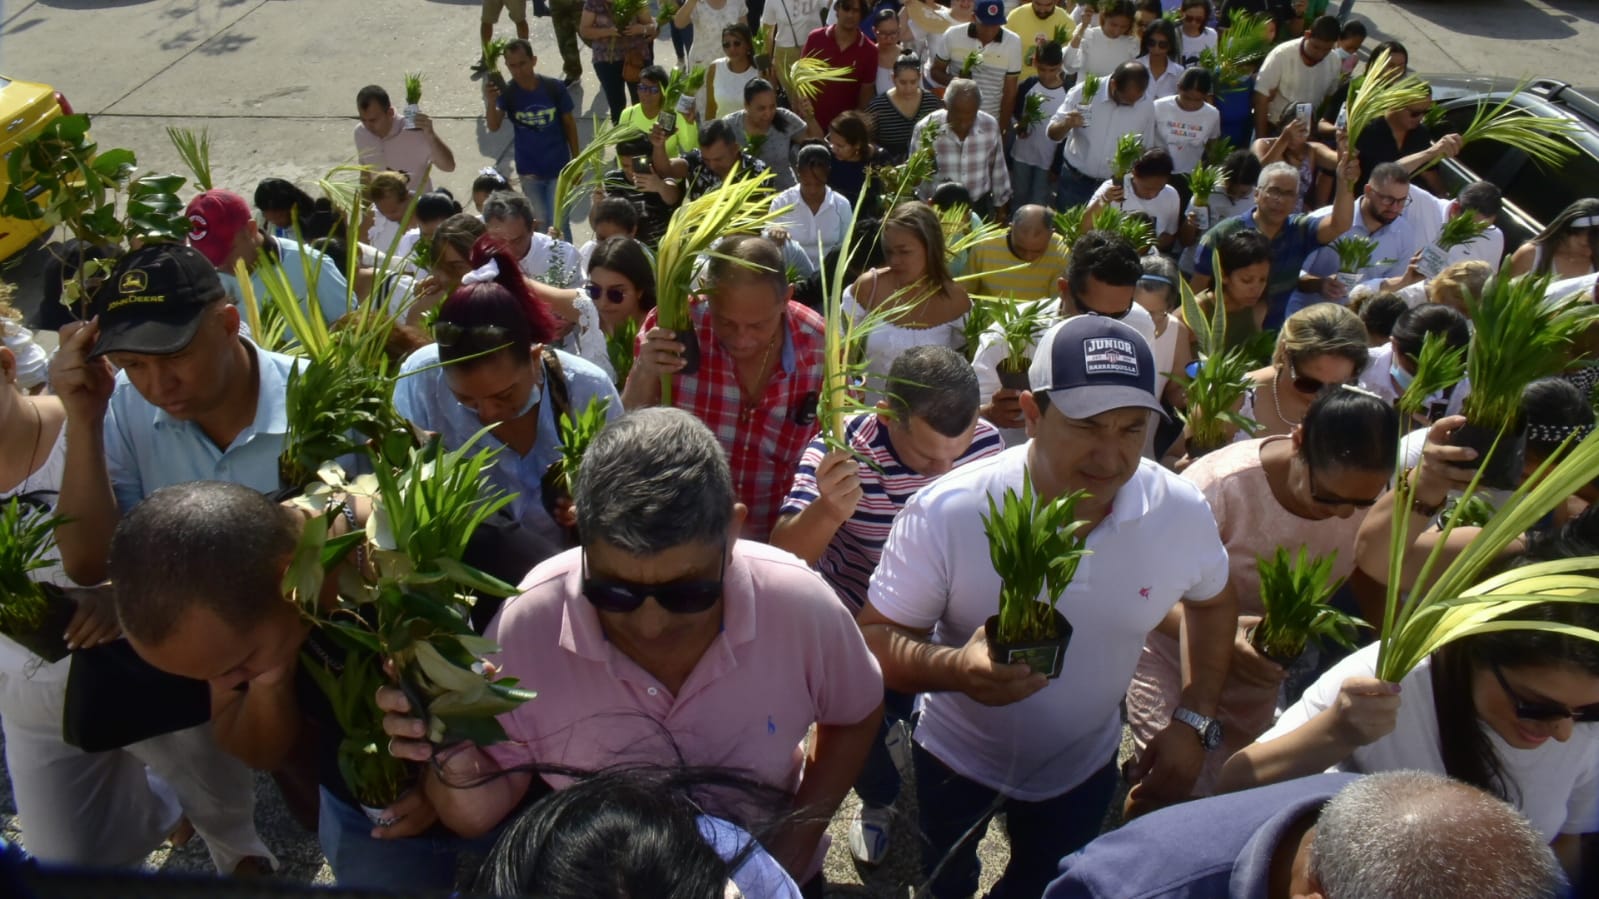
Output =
[
  {"x1": 966, "y1": 231, "x2": 1070, "y2": 303},
  {"x1": 779, "y1": 412, "x2": 1004, "y2": 611}
]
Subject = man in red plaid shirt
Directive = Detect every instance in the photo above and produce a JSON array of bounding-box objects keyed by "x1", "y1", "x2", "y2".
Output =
[{"x1": 623, "y1": 235, "x2": 826, "y2": 540}]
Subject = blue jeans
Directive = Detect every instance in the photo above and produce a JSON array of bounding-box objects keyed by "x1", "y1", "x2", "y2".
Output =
[
  {"x1": 519, "y1": 173, "x2": 570, "y2": 240},
  {"x1": 1054, "y1": 163, "x2": 1102, "y2": 211},
  {"x1": 1011, "y1": 162, "x2": 1053, "y2": 210},
  {"x1": 317, "y1": 787, "x2": 492, "y2": 891},
  {"x1": 913, "y1": 744, "x2": 1118, "y2": 899},
  {"x1": 853, "y1": 689, "x2": 915, "y2": 809},
  {"x1": 594, "y1": 58, "x2": 639, "y2": 124},
  {"x1": 671, "y1": 22, "x2": 693, "y2": 62}
]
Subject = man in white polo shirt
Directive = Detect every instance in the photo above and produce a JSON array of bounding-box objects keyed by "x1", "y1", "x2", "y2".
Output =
[
  {"x1": 858, "y1": 315, "x2": 1238, "y2": 899},
  {"x1": 932, "y1": 0, "x2": 1023, "y2": 132}
]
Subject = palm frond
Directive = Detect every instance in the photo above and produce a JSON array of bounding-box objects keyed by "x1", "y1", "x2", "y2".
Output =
[
  {"x1": 1344, "y1": 49, "x2": 1431, "y2": 150},
  {"x1": 789, "y1": 56, "x2": 857, "y2": 105},
  {"x1": 553, "y1": 117, "x2": 643, "y2": 234},
  {"x1": 1110, "y1": 133, "x2": 1145, "y2": 182},
  {"x1": 166, "y1": 127, "x2": 214, "y2": 192},
  {"x1": 1416, "y1": 84, "x2": 1582, "y2": 174}
]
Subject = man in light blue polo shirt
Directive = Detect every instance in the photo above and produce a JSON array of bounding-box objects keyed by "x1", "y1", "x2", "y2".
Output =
[
  {"x1": 186, "y1": 188, "x2": 352, "y2": 327},
  {"x1": 49, "y1": 243, "x2": 289, "y2": 876}
]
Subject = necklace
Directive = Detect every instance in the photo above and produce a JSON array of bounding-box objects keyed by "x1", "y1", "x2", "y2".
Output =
[
  {"x1": 1271, "y1": 369, "x2": 1301, "y2": 427},
  {"x1": 736, "y1": 333, "x2": 779, "y2": 409},
  {"x1": 5, "y1": 399, "x2": 43, "y2": 493}
]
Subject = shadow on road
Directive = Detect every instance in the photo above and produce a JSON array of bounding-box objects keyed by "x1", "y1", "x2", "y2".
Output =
[{"x1": 1389, "y1": 0, "x2": 1579, "y2": 40}]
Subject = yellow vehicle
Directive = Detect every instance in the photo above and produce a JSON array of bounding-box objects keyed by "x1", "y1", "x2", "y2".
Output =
[{"x1": 0, "y1": 75, "x2": 75, "y2": 262}]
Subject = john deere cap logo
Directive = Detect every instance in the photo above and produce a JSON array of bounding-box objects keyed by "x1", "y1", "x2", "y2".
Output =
[
  {"x1": 119, "y1": 270, "x2": 148, "y2": 295},
  {"x1": 1083, "y1": 336, "x2": 1139, "y2": 377},
  {"x1": 188, "y1": 213, "x2": 209, "y2": 242}
]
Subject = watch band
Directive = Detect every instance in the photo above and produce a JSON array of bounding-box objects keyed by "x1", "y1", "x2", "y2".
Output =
[{"x1": 1172, "y1": 707, "x2": 1222, "y2": 750}]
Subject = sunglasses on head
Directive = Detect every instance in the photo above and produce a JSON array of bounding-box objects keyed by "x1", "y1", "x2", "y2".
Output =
[
  {"x1": 434, "y1": 321, "x2": 514, "y2": 350},
  {"x1": 585, "y1": 282, "x2": 629, "y2": 304},
  {"x1": 581, "y1": 549, "x2": 727, "y2": 614},
  {"x1": 1493, "y1": 663, "x2": 1599, "y2": 723}
]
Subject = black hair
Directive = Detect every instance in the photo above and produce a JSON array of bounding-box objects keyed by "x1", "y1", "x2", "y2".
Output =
[
  {"x1": 1131, "y1": 148, "x2": 1174, "y2": 179},
  {"x1": 1298, "y1": 386, "x2": 1400, "y2": 474},
  {"x1": 587, "y1": 236, "x2": 657, "y2": 314},
  {"x1": 1308, "y1": 14, "x2": 1341, "y2": 42},
  {"x1": 109, "y1": 481, "x2": 300, "y2": 647},
  {"x1": 872, "y1": 7, "x2": 898, "y2": 29},
  {"x1": 1140, "y1": 19, "x2": 1180, "y2": 58},
  {"x1": 356, "y1": 84, "x2": 390, "y2": 110},
  {"x1": 1529, "y1": 198, "x2": 1599, "y2": 275},
  {"x1": 886, "y1": 346, "x2": 981, "y2": 437},
  {"x1": 1456, "y1": 182, "x2": 1502, "y2": 219},
  {"x1": 893, "y1": 52, "x2": 923, "y2": 76},
  {"x1": 1067, "y1": 230, "x2": 1144, "y2": 298},
  {"x1": 1367, "y1": 161, "x2": 1412, "y2": 188},
  {"x1": 796, "y1": 143, "x2": 833, "y2": 172},
  {"x1": 617, "y1": 137, "x2": 652, "y2": 159},
  {"x1": 505, "y1": 38, "x2": 534, "y2": 58},
  {"x1": 1036, "y1": 41, "x2": 1064, "y2": 67},
  {"x1": 1389, "y1": 304, "x2": 1469, "y2": 362},
  {"x1": 700, "y1": 117, "x2": 739, "y2": 149},
  {"x1": 1102, "y1": 0, "x2": 1136, "y2": 21},
  {"x1": 473, "y1": 169, "x2": 513, "y2": 196},
  {"x1": 1358, "y1": 293, "x2": 1410, "y2": 343},
  {"x1": 591, "y1": 197, "x2": 639, "y2": 233},
  {"x1": 640, "y1": 65, "x2": 670, "y2": 87},
  {"x1": 929, "y1": 182, "x2": 973, "y2": 211},
  {"x1": 1180, "y1": 0, "x2": 1211, "y2": 13},
  {"x1": 1522, "y1": 376, "x2": 1594, "y2": 457},
  {"x1": 253, "y1": 177, "x2": 316, "y2": 214},
  {"x1": 1216, "y1": 228, "x2": 1271, "y2": 274},
  {"x1": 1340, "y1": 20, "x2": 1368, "y2": 40},
  {"x1": 1368, "y1": 39, "x2": 1409, "y2": 64},
  {"x1": 743, "y1": 76, "x2": 776, "y2": 106},
  {"x1": 1177, "y1": 67, "x2": 1213, "y2": 94},
  {"x1": 828, "y1": 110, "x2": 872, "y2": 156},
  {"x1": 1110, "y1": 60, "x2": 1152, "y2": 92},
  {"x1": 415, "y1": 189, "x2": 463, "y2": 224},
  {"x1": 1220, "y1": 148, "x2": 1262, "y2": 188}
]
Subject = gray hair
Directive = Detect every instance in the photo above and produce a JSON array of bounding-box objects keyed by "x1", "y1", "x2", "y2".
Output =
[
  {"x1": 482, "y1": 190, "x2": 536, "y2": 228},
  {"x1": 886, "y1": 346, "x2": 981, "y2": 437},
  {"x1": 1309, "y1": 771, "x2": 1565, "y2": 899},
  {"x1": 1257, "y1": 161, "x2": 1300, "y2": 189},
  {"x1": 574, "y1": 408, "x2": 735, "y2": 555},
  {"x1": 945, "y1": 78, "x2": 982, "y2": 109}
]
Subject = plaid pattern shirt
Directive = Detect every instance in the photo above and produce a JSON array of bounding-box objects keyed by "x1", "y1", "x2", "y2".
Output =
[
  {"x1": 912, "y1": 109, "x2": 1012, "y2": 207},
  {"x1": 640, "y1": 299, "x2": 826, "y2": 541}
]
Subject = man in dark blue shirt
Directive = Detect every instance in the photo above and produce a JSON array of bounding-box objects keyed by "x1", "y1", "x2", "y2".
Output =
[{"x1": 484, "y1": 39, "x2": 580, "y2": 237}]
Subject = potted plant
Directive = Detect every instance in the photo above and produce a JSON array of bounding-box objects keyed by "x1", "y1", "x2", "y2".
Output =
[
  {"x1": 1196, "y1": 12, "x2": 1270, "y2": 143},
  {"x1": 990, "y1": 299, "x2": 1053, "y2": 391},
  {"x1": 1177, "y1": 257, "x2": 1261, "y2": 455},
  {"x1": 959, "y1": 49, "x2": 983, "y2": 79},
  {"x1": 607, "y1": 317, "x2": 639, "y2": 387},
  {"x1": 980, "y1": 478, "x2": 1092, "y2": 678},
  {"x1": 1186, "y1": 164, "x2": 1221, "y2": 231},
  {"x1": 1076, "y1": 73, "x2": 1102, "y2": 126},
  {"x1": 481, "y1": 38, "x2": 510, "y2": 93},
  {"x1": 0, "y1": 498, "x2": 77, "y2": 663},
  {"x1": 1090, "y1": 204, "x2": 1156, "y2": 255},
  {"x1": 1109, "y1": 133, "x2": 1144, "y2": 185},
  {"x1": 1018, "y1": 92, "x2": 1047, "y2": 138},
  {"x1": 1328, "y1": 235, "x2": 1380, "y2": 292},
  {"x1": 402, "y1": 73, "x2": 423, "y2": 130},
  {"x1": 1417, "y1": 210, "x2": 1492, "y2": 279},
  {"x1": 1453, "y1": 263, "x2": 1599, "y2": 489},
  {"x1": 659, "y1": 66, "x2": 707, "y2": 136},
  {"x1": 1251, "y1": 546, "x2": 1366, "y2": 670},
  {"x1": 610, "y1": 0, "x2": 649, "y2": 33},
  {"x1": 540, "y1": 397, "x2": 613, "y2": 546}
]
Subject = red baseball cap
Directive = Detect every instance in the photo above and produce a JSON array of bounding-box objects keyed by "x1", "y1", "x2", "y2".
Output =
[{"x1": 185, "y1": 189, "x2": 254, "y2": 268}]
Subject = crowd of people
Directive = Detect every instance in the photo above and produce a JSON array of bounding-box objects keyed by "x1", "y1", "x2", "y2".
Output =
[{"x1": 3, "y1": 0, "x2": 1599, "y2": 898}]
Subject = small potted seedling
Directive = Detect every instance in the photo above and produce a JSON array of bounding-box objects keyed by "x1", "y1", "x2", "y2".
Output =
[
  {"x1": 990, "y1": 298, "x2": 1052, "y2": 391},
  {"x1": 1186, "y1": 163, "x2": 1220, "y2": 231},
  {"x1": 1077, "y1": 73, "x2": 1102, "y2": 126},
  {"x1": 1328, "y1": 235, "x2": 1379, "y2": 293},
  {"x1": 1250, "y1": 546, "x2": 1366, "y2": 674},
  {"x1": 1417, "y1": 211, "x2": 1492, "y2": 279},
  {"x1": 540, "y1": 397, "x2": 612, "y2": 546},
  {"x1": 0, "y1": 497, "x2": 77, "y2": 663},
  {"x1": 959, "y1": 49, "x2": 983, "y2": 79},
  {"x1": 1109, "y1": 133, "x2": 1144, "y2": 184},
  {"x1": 981, "y1": 478, "x2": 1091, "y2": 679},
  {"x1": 481, "y1": 39, "x2": 510, "y2": 94},
  {"x1": 403, "y1": 73, "x2": 423, "y2": 130},
  {"x1": 660, "y1": 66, "x2": 707, "y2": 136},
  {"x1": 1018, "y1": 93, "x2": 1047, "y2": 138},
  {"x1": 1453, "y1": 262, "x2": 1599, "y2": 489}
]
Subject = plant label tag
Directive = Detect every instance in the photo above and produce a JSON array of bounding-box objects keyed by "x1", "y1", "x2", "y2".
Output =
[
  {"x1": 403, "y1": 104, "x2": 419, "y2": 130},
  {"x1": 1418, "y1": 243, "x2": 1448, "y2": 279},
  {"x1": 1296, "y1": 102, "x2": 1312, "y2": 130},
  {"x1": 1190, "y1": 204, "x2": 1210, "y2": 230}
]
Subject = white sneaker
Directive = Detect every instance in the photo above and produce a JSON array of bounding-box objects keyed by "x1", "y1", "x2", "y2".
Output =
[{"x1": 848, "y1": 805, "x2": 893, "y2": 866}]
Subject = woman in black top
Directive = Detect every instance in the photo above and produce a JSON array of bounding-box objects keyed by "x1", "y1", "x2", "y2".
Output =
[{"x1": 866, "y1": 53, "x2": 943, "y2": 162}]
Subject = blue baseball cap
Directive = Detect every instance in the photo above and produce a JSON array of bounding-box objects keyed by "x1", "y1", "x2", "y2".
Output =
[
  {"x1": 976, "y1": 1, "x2": 1006, "y2": 25},
  {"x1": 1028, "y1": 316, "x2": 1166, "y2": 421}
]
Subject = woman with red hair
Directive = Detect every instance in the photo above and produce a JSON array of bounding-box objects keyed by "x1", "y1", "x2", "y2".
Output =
[{"x1": 393, "y1": 236, "x2": 622, "y2": 545}]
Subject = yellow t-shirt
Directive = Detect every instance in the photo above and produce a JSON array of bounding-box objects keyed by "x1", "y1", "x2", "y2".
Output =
[
  {"x1": 1006, "y1": 6, "x2": 1074, "y2": 80},
  {"x1": 967, "y1": 232, "x2": 1070, "y2": 302}
]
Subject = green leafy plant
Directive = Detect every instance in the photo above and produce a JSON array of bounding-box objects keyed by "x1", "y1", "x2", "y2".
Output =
[
  {"x1": 1079, "y1": 73, "x2": 1103, "y2": 104},
  {"x1": 547, "y1": 397, "x2": 612, "y2": 499},
  {"x1": 481, "y1": 37, "x2": 511, "y2": 91},
  {"x1": 1413, "y1": 84, "x2": 1581, "y2": 175},
  {"x1": 1441, "y1": 493, "x2": 1498, "y2": 529},
  {"x1": 959, "y1": 49, "x2": 984, "y2": 79},
  {"x1": 1460, "y1": 264, "x2": 1599, "y2": 435},
  {"x1": 990, "y1": 298, "x2": 1053, "y2": 385},
  {"x1": 1196, "y1": 13, "x2": 1271, "y2": 93},
  {"x1": 1187, "y1": 164, "x2": 1220, "y2": 209},
  {"x1": 872, "y1": 121, "x2": 939, "y2": 208},
  {"x1": 607, "y1": 316, "x2": 640, "y2": 386},
  {"x1": 553, "y1": 118, "x2": 643, "y2": 237},
  {"x1": 1434, "y1": 210, "x2": 1492, "y2": 251},
  {"x1": 611, "y1": 0, "x2": 649, "y2": 30},
  {"x1": 410, "y1": 237, "x2": 435, "y2": 272},
  {"x1": 961, "y1": 297, "x2": 998, "y2": 363},
  {"x1": 1020, "y1": 93, "x2": 1048, "y2": 133},
  {"x1": 656, "y1": 1, "x2": 679, "y2": 26},
  {"x1": 662, "y1": 65, "x2": 708, "y2": 121},
  {"x1": 166, "y1": 127, "x2": 214, "y2": 192},
  {"x1": 789, "y1": 55, "x2": 857, "y2": 107},
  {"x1": 745, "y1": 132, "x2": 768, "y2": 159},
  {"x1": 1400, "y1": 331, "x2": 1467, "y2": 418},
  {"x1": 1051, "y1": 25, "x2": 1071, "y2": 45},
  {"x1": 1089, "y1": 203, "x2": 1156, "y2": 254},
  {"x1": 1343, "y1": 49, "x2": 1431, "y2": 151},
  {"x1": 1251, "y1": 547, "x2": 1366, "y2": 663},
  {"x1": 982, "y1": 477, "x2": 1092, "y2": 644},
  {"x1": 403, "y1": 73, "x2": 423, "y2": 106},
  {"x1": 1205, "y1": 135, "x2": 1237, "y2": 167},
  {"x1": 1329, "y1": 235, "x2": 1379, "y2": 275},
  {"x1": 0, "y1": 498, "x2": 75, "y2": 662},
  {"x1": 1052, "y1": 204, "x2": 1089, "y2": 245},
  {"x1": 1110, "y1": 132, "x2": 1144, "y2": 183},
  {"x1": 1177, "y1": 253, "x2": 1260, "y2": 452}
]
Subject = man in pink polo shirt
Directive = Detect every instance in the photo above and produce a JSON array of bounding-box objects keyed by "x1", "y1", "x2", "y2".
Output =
[{"x1": 381, "y1": 407, "x2": 883, "y2": 892}]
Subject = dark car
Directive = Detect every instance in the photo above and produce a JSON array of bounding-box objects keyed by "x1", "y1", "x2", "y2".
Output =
[{"x1": 1426, "y1": 77, "x2": 1599, "y2": 250}]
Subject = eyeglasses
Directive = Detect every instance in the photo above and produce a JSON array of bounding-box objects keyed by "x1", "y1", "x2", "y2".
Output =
[
  {"x1": 638, "y1": 83, "x2": 662, "y2": 94},
  {"x1": 1148, "y1": 39, "x2": 1170, "y2": 49},
  {"x1": 1258, "y1": 185, "x2": 1296, "y2": 202},
  {"x1": 1287, "y1": 361, "x2": 1352, "y2": 396},
  {"x1": 1369, "y1": 190, "x2": 1412, "y2": 209},
  {"x1": 722, "y1": 40, "x2": 743, "y2": 48},
  {"x1": 433, "y1": 321, "x2": 514, "y2": 350},
  {"x1": 580, "y1": 549, "x2": 727, "y2": 614},
  {"x1": 1307, "y1": 467, "x2": 1382, "y2": 508},
  {"x1": 1492, "y1": 662, "x2": 1599, "y2": 723},
  {"x1": 584, "y1": 282, "x2": 629, "y2": 304},
  {"x1": 1085, "y1": 304, "x2": 1133, "y2": 321}
]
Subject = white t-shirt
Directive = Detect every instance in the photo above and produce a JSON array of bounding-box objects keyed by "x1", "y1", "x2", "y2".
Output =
[
  {"x1": 1090, "y1": 176, "x2": 1181, "y2": 239},
  {"x1": 937, "y1": 24, "x2": 1025, "y2": 121},
  {"x1": 1177, "y1": 26, "x2": 1217, "y2": 68},
  {"x1": 1064, "y1": 27, "x2": 1138, "y2": 77},
  {"x1": 1253, "y1": 39, "x2": 1342, "y2": 126},
  {"x1": 869, "y1": 446, "x2": 1230, "y2": 800},
  {"x1": 1262, "y1": 643, "x2": 1599, "y2": 842},
  {"x1": 973, "y1": 305, "x2": 1157, "y2": 447},
  {"x1": 1152, "y1": 95, "x2": 1221, "y2": 175},
  {"x1": 761, "y1": 0, "x2": 828, "y2": 48},
  {"x1": 1012, "y1": 79, "x2": 1069, "y2": 170}
]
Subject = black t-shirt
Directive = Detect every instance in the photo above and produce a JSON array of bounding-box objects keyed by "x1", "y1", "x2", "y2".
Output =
[
  {"x1": 1219, "y1": 0, "x2": 1295, "y2": 28},
  {"x1": 601, "y1": 169, "x2": 675, "y2": 249},
  {"x1": 1354, "y1": 121, "x2": 1431, "y2": 189}
]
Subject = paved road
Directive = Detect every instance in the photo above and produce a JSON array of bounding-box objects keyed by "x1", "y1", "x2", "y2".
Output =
[{"x1": 0, "y1": 0, "x2": 1591, "y2": 891}]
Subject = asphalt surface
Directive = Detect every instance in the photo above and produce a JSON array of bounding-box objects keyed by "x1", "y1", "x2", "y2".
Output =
[{"x1": 0, "y1": 0, "x2": 1593, "y2": 893}]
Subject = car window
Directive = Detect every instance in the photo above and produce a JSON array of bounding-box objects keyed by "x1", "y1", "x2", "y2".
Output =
[
  {"x1": 1440, "y1": 103, "x2": 1522, "y2": 187},
  {"x1": 1502, "y1": 139, "x2": 1599, "y2": 228}
]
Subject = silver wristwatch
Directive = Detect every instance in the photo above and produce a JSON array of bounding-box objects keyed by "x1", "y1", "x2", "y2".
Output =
[{"x1": 1173, "y1": 707, "x2": 1224, "y2": 751}]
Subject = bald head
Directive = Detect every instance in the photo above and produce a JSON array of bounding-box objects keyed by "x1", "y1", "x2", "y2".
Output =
[
  {"x1": 1309, "y1": 771, "x2": 1565, "y2": 899},
  {"x1": 1010, "y1": 205, "x2": 1055, "y2": 262}
]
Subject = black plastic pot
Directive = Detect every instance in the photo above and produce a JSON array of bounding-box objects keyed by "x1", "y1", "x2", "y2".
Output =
[
  {"x1": 539, "y1": 462, "x2": 581, "y2": 548},
  {"x1": 487, "y1": 72, "x2": 507, "y2": 94},
  {"x1": 670, "y1": 328, "x2": 702, "y2": 376},
  {"x1": 1449, "y1": 420, "x2": 1527, "y2": 492},
  {"x1": 985, "y1": 608, "x2": 1073, "y2": 679},
  {"x1": 996, "y1": 363, "x2": 1031, "y2": 392},
  {"x1": 4, "y1": 583, "x2": 77, "y2": 663}
]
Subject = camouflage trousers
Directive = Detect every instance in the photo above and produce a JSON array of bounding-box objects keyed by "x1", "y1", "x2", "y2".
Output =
[{"x1": 551, "y1": 0, "x2": 583, "y2": 80}]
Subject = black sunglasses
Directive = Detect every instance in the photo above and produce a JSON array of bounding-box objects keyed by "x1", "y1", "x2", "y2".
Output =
[
  {"x1": 1085, "y1": 305, "x2": 1133, "y2": 321},
  {"x1": 585, "y1": 282, "x2": 628, "y2": 304},
  {"x1": 1493, "y1": 663, "x2": 1599, "y2": 723},
  {"x1": 434, "y1": 321, "x2": 514, "y2": 350},
  {"x1": 581, "y1": 549, "x2": 727, "y2": 614},
  {"x1": 1307, "y1": 468, "x2": 1381, "y2": 509},
  {"x1": 1287, "y1": 361, "x2": 1352, "y2": 396}
]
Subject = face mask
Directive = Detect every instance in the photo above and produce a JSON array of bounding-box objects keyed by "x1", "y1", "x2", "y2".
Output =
[
  {"x1": 1390, "y1": 358, "x2": 1415, "y2": 392},
  {"x1": 512, "y1": 380, "x2": 542, "y2": 420}
]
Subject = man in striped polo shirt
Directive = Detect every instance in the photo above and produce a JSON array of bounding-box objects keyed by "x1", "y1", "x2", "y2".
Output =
[{"x1": 772, "y1": 345, "x2": 1003, "y2": 866}]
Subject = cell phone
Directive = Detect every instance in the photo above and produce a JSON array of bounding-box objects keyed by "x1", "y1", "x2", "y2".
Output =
[
  {"x1": 1296, "y1": 102, "x2": 1313, "y2": 130},
  {"x1": 631, "y1": 155, "x2": 653, "y2": 172}
]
